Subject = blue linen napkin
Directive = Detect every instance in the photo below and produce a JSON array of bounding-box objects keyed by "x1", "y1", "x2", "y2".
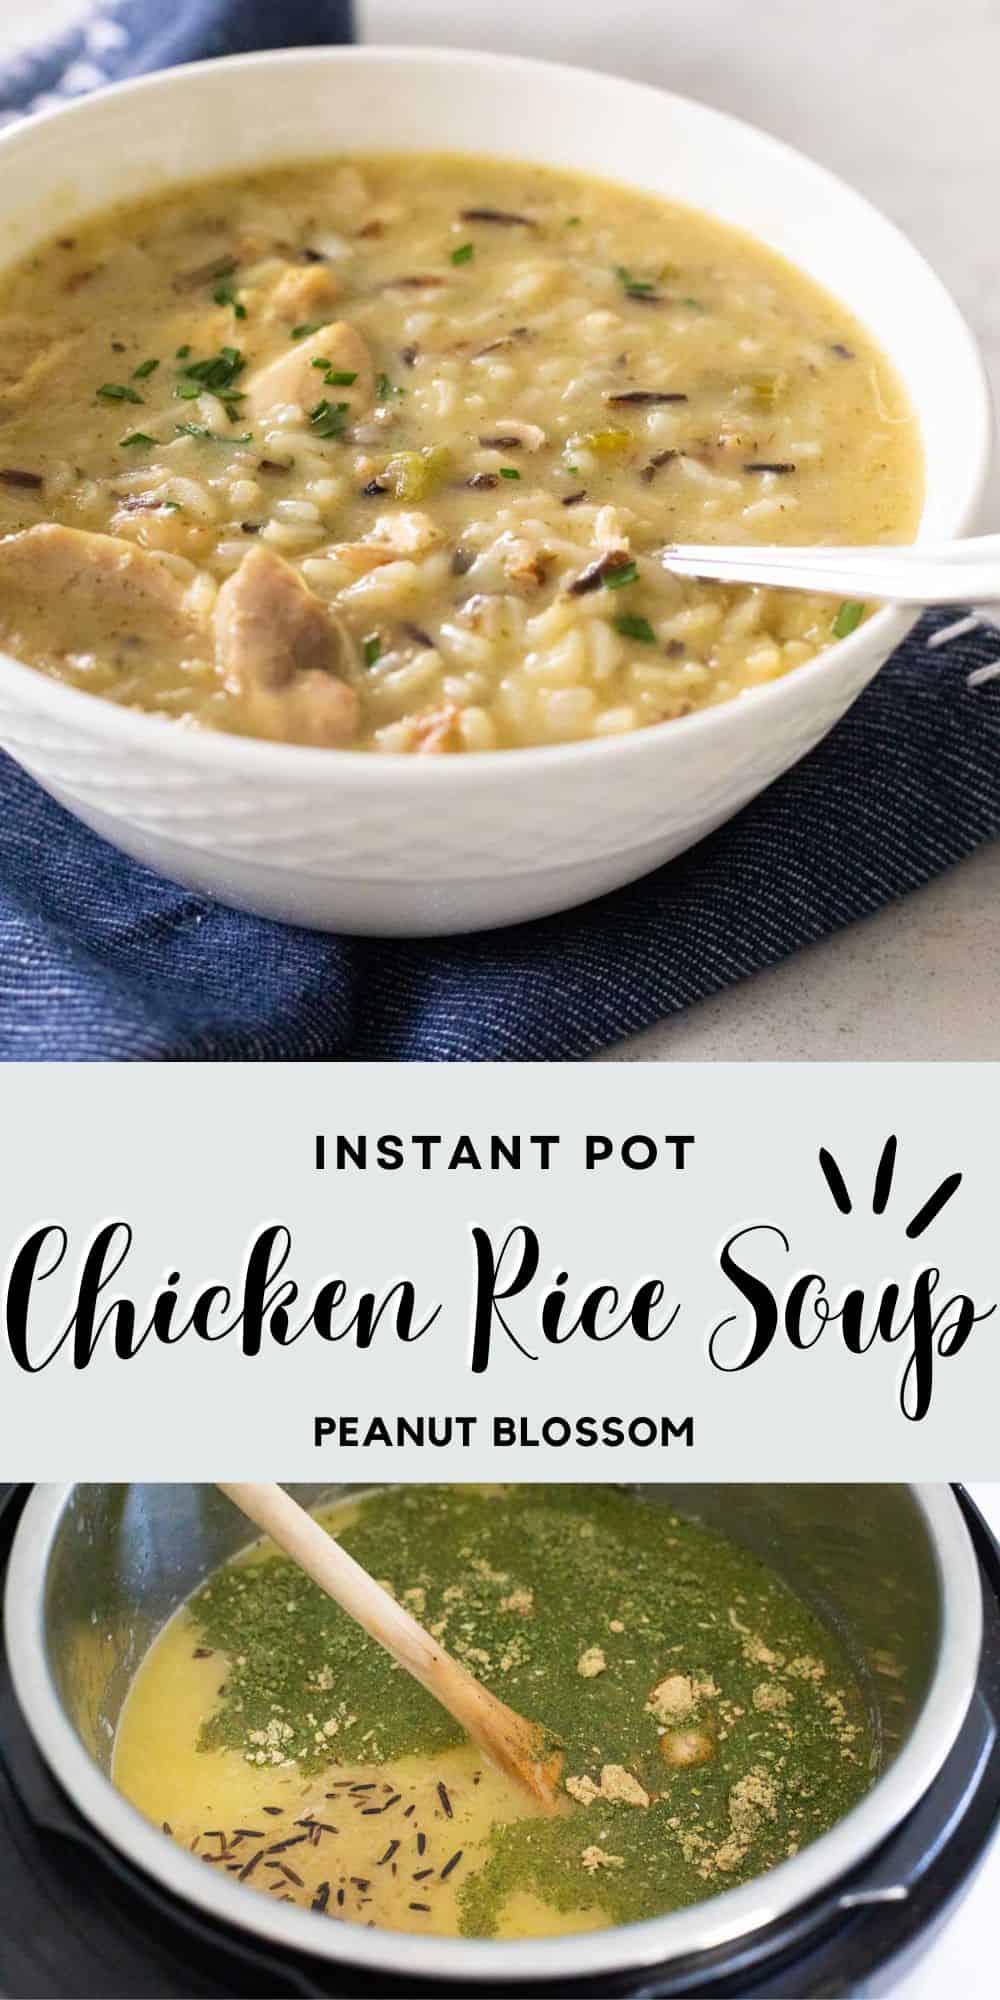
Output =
[
  {"x1": 0, "y1": 9, "x2": 997, "y2": 1060},
  {"x1": 0, "y1": 2, "x2": 353, "y2": 119}
]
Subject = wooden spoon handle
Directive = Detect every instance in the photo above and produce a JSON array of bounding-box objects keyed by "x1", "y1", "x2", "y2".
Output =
[
  {"x1": 218, "y1": 1482, "x2": 441, "y2": 1681},
  {"x1": 216, "y1": 1484, "x2": 561, "y2": 1812}
]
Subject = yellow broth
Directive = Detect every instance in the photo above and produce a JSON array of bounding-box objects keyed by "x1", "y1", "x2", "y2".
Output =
[
  {"x1": 0, "y1": 155, "x2": 921, "y2": 751},
  {"x1": 113, "y1": 1487, "x2": 875, "y2": 1940}
]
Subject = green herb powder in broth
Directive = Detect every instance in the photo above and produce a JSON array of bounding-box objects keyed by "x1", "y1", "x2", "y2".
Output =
[{"x1": 143, "y1": 1486, "x2": 875, "y2": 1936}]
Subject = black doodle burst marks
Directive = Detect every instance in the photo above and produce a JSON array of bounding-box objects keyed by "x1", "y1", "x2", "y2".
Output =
[
  {"x1": 817, "y1": 1146, "x2": 852, "y2": 1216},
  {"x1": 818, "y1": 1136, "x2": 962, "y2": 1239},
  {"x1": 871, "y1": 1134, "x2": 896, "y2": 1216}
]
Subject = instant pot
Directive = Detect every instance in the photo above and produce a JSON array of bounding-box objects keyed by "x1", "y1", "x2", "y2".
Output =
[{"x1": 1, "y1": 1484, "x2": 997, "y2": 1999}]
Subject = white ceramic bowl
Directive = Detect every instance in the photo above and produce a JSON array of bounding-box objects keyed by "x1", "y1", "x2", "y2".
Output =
[{"x1": 0, "y1": 47, "x2": 990, "y2": 936}]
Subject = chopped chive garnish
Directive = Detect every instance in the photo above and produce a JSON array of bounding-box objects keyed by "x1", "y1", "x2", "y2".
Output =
[
  {"x1": 161, "y1": 500, "x2": 182, "y2": 512},
  {"x1": 567, "y1": 215, "x2": 581, "y2": 226},
  {"x1": 132, "y1": 358, "x2": 159, "y2": 379},
  {"x1": 309, "y1": 398, "x2": 350, "y2": 439},
  {"x1": 213, "y1": 282, "x2": 246, "y2": 316},
  {"x1": 499, "y1": 466, "x2": 521, "y2": 480},
  {"x1": 615, "y1": 263, "x2": 657, "y2": 298},
  {"x1": 97, "y1": 383, "x2": 144, "y2": 404},
  {"x1": 290, "y1": 321, "x2": 325, "y2": 340},
  {"x1": 172, "y1": 344, "x2": 247, "y2": 420},
  {"x1": 175, "y1": 422, "x2": 253, "y2": 442},
  {"x1": 450, "y1": 241, "x2": 474, "y2": 265},
  {"x1": 832, "y1": 599, "x2": 865, "y2": 638},
  {"x1": 565, "y1": 463, "x2": 580, "y2": 476},
  {"x1": 310, "y1": 358, "x2": 359, "y2": 387},
  {"x1": 363, "y1": 633, "x2": 382, "y2": 667},
  {"x1": 120, "y1": 431, "x2": 155, "y2": 447},
  {"x1": 376, "y1": 372, "x2": 405, "y2": 400},
  {"x1": 614, "y1": 612, "x2": 656, "y2": 643},
  {"x1": 175, "y1": 344, "x2": 191, "y2": 358},
  {"x1": 603, "y1": 559, "x2": 639, "y2": 590}
]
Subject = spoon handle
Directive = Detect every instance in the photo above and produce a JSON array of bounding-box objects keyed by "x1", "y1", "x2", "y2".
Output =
[
  {"x1": 663, "y1": 545, "x2": 1000, "y2": 605},
  {"x1": 217, "y1": 1481, "x2": 450, "y2": 1689},
  {"x1": 215, "y1": 1483, "x2": 559, "y2": 1808}
]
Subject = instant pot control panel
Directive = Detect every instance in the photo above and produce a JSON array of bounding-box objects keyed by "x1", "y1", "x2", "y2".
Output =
[{"x1": 0, "y1": 1485, "x2": 997, "y2": 2000}]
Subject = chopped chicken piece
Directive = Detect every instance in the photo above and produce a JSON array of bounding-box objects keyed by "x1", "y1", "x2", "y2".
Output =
[
  {"x1": 321, "y1": 542, "x2": 401, "y2": 581},
  {"x1": 0, "y1": 524, "x2": 208, "y2": 667},
  {"x1": 245, "y1": 323, "x2": 374, "y2": 424},
  {"x1": 411, "y1": 701, "x2": 461, "y2": 754},
  {"x1": 267, "y1": 262, "x2": 343, "y2": 325},
  {"x1": 214, "y1": 544, "x2": 359, "y2": 747},
  {"x1": 506, "y1": 544, "x2": 551, "y2": 589},
  {"x1": 369, "y1": 511, "x2": 443, "y2": 557}
]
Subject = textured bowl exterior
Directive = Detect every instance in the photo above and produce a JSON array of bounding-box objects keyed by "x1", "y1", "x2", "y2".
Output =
[
  {"x1": 0, "y1": 626, "x2": 902, "y2": 933},
  {"x1": 0, "y1": 49, "x2": 989, "y2": 935}
]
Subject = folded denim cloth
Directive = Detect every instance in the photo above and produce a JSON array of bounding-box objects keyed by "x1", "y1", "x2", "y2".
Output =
[
  {"x1": 0, "y1": 613, "x2": 998, "y2": 1059},
  {"x1": 0, "y1": 12, "x2": 997, "y2": 1059},
  {"x1": 0, "y1": 2, "x2": 353, "y2": 119}
]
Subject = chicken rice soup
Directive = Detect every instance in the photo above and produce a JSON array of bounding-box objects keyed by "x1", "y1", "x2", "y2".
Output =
[
  {"x1": 114, "y1": 1486, "x2": 876, "y2": 1940},
  {"x1": 0, "y1": 156, "x2": 921, "y2": 752}
]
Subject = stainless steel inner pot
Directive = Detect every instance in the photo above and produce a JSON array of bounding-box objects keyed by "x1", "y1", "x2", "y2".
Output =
[{"x1": 4, "y1": 1484, "x2": 984, "y2": 1987}]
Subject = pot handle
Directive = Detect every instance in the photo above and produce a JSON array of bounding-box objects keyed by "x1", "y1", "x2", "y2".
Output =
[{"x1": 836, "y1": 1687, "x2": 997, "y2": 1910}]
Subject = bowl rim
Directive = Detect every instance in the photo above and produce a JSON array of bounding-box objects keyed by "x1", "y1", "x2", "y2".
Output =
[
  {"x1": 0, "y1": 42, "x2": 990, "y2": 787},
  {"x1": 4, "y1": 1481, "x2": 984, "y2": 1984}
]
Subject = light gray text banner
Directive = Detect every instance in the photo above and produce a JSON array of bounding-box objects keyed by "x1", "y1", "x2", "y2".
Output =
[{"x1": 0, "y1": 1063, "x2": 995, "y2": 1477}]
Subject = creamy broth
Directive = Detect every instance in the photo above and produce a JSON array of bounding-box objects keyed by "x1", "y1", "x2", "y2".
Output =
[
  {"x1": 0, "y1": 154, "x2": 920, "y2": 752},
  {"x1": 114, "y1": 1487, "x2": 874, "y2": 1940}
]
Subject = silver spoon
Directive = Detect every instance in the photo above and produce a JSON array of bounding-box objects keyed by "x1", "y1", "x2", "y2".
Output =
[{"x1": 662, "y1": 534, "x2": 1000, "y2": 606}]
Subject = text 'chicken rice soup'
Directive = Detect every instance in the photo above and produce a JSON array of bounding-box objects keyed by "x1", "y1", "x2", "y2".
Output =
[{"x1": 0, "y1": 155, "x2": 922, "y2": 752}]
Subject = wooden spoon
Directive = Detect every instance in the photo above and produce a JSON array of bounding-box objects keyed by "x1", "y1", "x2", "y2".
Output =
[{"x1": 216, "y1": 1482, "x2": 563, "y2": 1813}]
